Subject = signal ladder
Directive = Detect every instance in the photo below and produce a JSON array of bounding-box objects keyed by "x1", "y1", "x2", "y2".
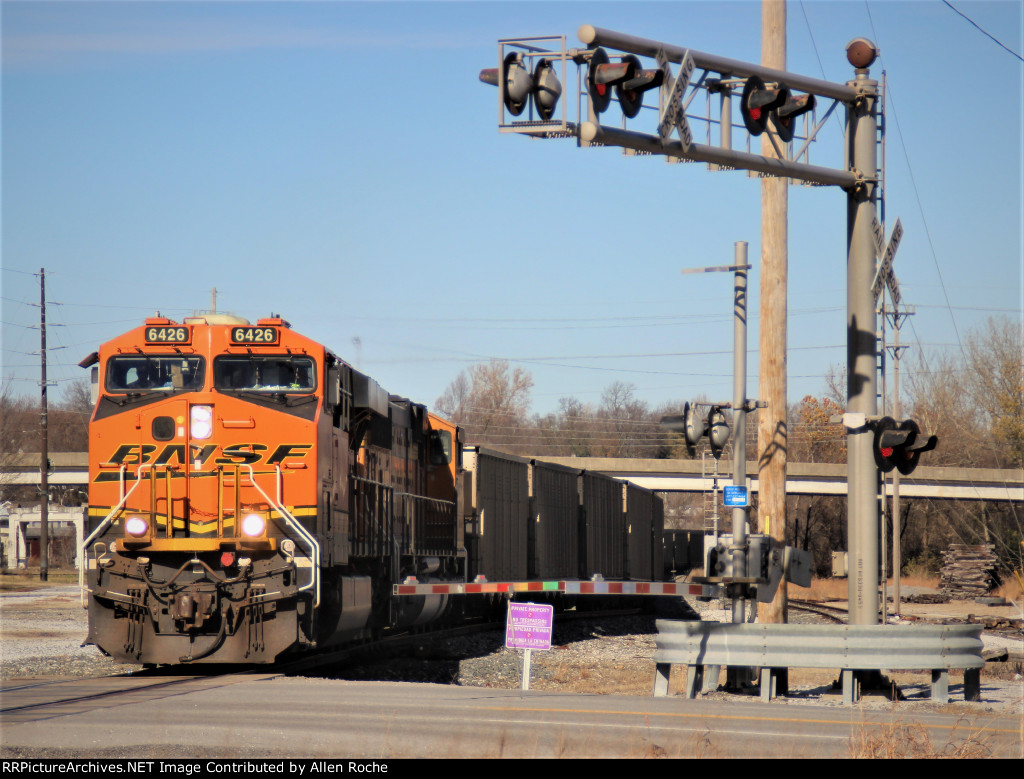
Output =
[{"x1": 701, "y1": 441, "x2": 733, "y2": 535}]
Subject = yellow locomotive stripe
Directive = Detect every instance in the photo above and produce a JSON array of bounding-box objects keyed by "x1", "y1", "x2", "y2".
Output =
[
  {"x1": 89, "y1": 505, "x2": 317, "y2": 534},
  {"x1": 114, "y1": 538, "x2": 278, "y2": 552}
]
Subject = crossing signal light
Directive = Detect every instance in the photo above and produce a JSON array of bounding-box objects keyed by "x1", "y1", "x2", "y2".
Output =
[
  {"x1": 660, "y1": 401, "x2": 705, "y2": 456},
  {"x1": 707, "y1": 406, "x2": 731, "y2": 458},
  {"x1": 740, "y1": 76, "x2": 814, "y2": 141},
  {"x1": 873, "y1": 417, "x2": 938, "y2": 475},
  {"x1": 741, "y1": 75, "x2": 787, "y2": 136},
  {"x1": 587, "y1": 48, "x2": 663, "y2": 117},
  {"x1": 772, "y1": 93, "x2": 816, "y2": 142},
  {"x1": 531, "y1": 58, "x2": 562, "y2": 120},
  {"x1": 480, "y1": 52, "x2": 562, "y2": 119},
  {"x1": 661, "y1": 402, "x2": 730, "y2": 458},
  {"x1": 682, "y1": 402, "x2": 705, "y2": 449}
]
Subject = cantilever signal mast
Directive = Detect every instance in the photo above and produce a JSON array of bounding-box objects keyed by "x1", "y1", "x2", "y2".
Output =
[{"x1": 480, "y1": 21, "x2": 902, "y2": 626}]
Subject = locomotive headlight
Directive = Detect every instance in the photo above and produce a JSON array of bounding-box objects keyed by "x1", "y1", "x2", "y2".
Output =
[
  {"x1": 124, "y1": 516, "x2": 149, "y2": 537},
  {"x1": 190, "y1": 405, "x2": 214, "y2": 440},
  {"x1": 241, "y1": 513, "x2": 266, "y2": 537}
]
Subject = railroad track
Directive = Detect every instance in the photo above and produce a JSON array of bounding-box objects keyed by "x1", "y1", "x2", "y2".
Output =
[
  {"x1": 1, "y1": 605, "x2": 649, "y2": 722},
  {"x1": 788, "y1": 598, "x2": 848, "y2": 624},
  {"x1": 0, "y1": 668, "x2": 282, "y2": 725}
]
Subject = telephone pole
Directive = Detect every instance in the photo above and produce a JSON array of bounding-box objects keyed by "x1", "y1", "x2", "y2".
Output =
[{"x1": 757, "y1": 0, "x2": 788, "y2": 625}]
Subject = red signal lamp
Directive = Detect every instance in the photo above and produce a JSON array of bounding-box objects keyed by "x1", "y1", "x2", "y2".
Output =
[{"x1": 741, "y1": 75, "x2": 788, "y2": 136}]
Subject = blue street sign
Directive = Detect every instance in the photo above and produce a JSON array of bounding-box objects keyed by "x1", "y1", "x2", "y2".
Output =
[{"x1": 724, "y1": 485, "x2": 748, "y2": 507}]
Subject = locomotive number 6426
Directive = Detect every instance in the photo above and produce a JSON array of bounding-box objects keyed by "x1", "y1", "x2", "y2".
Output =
[
  {"x1": 144, "y1": 326, "x2": 190, "y2": 344},
  {"x1": 230, "y1": 326, "x2": 279, "y2": 344}
]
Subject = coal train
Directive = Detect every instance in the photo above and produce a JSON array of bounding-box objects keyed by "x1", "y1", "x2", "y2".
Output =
[{"x1": 79, "y1": 315, "x2": 669, "y2": 665}]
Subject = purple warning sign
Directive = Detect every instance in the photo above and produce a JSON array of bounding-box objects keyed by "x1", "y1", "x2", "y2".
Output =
[{"x1": 505, "y1": 602, "x2": 554, "y2": 651}]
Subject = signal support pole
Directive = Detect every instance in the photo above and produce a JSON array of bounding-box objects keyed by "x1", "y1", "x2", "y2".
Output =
[
  {"x1": 679, "y1": 246, "x2": 754, "y2": 631},
  {"x1": 731, "y1": 242, "x2": 751, "y2": 627},
  {"x1": 39, "y1": 268, "x2": 49, "y2": 582},
  {"x1": 846, "y1": 67, "x2": 880, "y2": 626}
]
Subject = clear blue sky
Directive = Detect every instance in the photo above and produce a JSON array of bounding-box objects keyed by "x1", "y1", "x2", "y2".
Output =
[{"x1": 2, "y1": 1, "x2": 1021, "y2": 418}]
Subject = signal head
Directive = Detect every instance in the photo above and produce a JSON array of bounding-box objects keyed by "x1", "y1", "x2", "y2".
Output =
[
  {"x1": 741, "y1": 75, "x2": 788, "y2": 136},
  {"x1": 501, "y1": 52, "x2": 533, "y2": 116},
  {"x1": 482, "y1": 53, "x2": 561, "y2": 120},
  {"x1": 873, "y1": 416, "x2": 899, "y2": 472},
  {"x1": 586, "y1": 47, "x2": 613, "y2": 113},
  {"x1": 707, "y1": 406, "x2": 730, "y2": 457},
  {"x1": 683, "y1": 402, "x2": 705, "y2": 448},
  {"x1": 531, "y1": 58, "x2": 562, "y2": 120},
  {"x1": 772, "y1": 93, "x2": 816, "y2": 142},
  {"x1": 894, "y1": 419, "x2": 938, "y2": 475},
  {"x1": 613, "y1": 55, "x2": 663, "y2": 119}
]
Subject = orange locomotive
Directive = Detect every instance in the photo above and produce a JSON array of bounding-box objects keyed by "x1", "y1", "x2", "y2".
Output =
[{"x1": 80, "y1": 314, "x2": 462, "y2": 664}]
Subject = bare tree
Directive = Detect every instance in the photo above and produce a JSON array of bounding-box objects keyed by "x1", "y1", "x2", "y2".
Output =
[
  {"x1": 901, "y1": 316, "x2": 1023, "y2": 575},
  {"x1": 964, "y1": 317, "x2": 1024, "y2": 468},
  {"x1": 790, "y1": 395, "x2": 846, "y2": 464},
  {"x1": 436, "y1": 359, "x2": 533, "y2": 451},
  {"x1": 0, "y1": 382, "x2": 37, "y2": 502},
  {"x1": 595, "y1": 381, "x2": 654, "y2": 457}
]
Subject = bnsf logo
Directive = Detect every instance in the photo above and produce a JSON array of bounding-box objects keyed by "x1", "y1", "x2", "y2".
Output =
[{"x1": 103, "y1": 443, "x2": 312, "y2": 468}]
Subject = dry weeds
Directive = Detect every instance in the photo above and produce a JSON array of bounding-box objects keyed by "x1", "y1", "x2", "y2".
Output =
[
  {"x1": 802, "y1": 575, "x2": 946, "y2": 602},
  {"x1": 849, "y1": 713, "x2": 994, "y2": 758}
]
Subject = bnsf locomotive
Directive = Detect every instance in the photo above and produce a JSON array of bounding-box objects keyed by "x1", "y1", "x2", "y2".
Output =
[{"x1": 79, "y1": 315, "x2": 666, "y2": 666}]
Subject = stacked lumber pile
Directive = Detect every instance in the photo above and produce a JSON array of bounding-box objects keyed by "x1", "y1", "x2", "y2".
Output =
[{"x1": 939, "y1": 544, "x2": 1000, "y2": 599}]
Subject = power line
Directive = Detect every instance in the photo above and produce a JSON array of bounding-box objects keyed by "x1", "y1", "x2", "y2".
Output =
[{"x1": 942, "y1": 0, "x2": 1024, "y2": 62}]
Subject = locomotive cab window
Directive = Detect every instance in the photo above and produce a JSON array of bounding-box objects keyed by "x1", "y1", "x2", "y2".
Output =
[
  {"x1": 106, "y1": 356, "x2": 205, "y2": 393},
  {"x1": 429, "y1": 429, "x2": 453, "y2": 465},
  {"x1": 214, "y1": 356, "x2": 317, "y2": 393}
]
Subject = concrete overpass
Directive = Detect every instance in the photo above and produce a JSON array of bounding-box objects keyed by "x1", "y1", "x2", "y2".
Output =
[
  {"x1": 2, "y1": 452, "x2": 1021, "y2": 502},
  {"x1": 535, "y1": 457, "x2": 1023, "y2": 502}
]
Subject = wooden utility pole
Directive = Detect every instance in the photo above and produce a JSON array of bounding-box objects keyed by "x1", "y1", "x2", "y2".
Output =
[{"x1": 757, "y1": 0, "x2": 787, "y2": 624}]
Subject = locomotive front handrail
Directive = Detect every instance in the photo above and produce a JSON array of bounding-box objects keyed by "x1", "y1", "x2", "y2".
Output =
[
  {"x1": 79, "y1": 462, "x2": 146, "y2": 606},
  {"x1": 245, "y1": 463, "x2": 320, "y2": 608}
]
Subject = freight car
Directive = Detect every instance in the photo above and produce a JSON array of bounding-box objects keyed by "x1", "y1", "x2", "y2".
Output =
[{"x1": 78, "y1": 314, "x2": 668, "y2": 666}]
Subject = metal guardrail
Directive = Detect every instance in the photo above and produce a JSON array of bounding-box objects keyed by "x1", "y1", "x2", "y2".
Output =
[{"x1": 653, "y1": 620, "x2": 984, "y2": 704}]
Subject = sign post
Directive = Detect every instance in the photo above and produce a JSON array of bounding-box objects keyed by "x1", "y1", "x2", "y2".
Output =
[{"x1": 505, "y1": 602, "x2": 554, "y2": 691}]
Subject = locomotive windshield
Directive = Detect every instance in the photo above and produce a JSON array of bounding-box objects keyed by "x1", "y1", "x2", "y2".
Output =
[
  {"x1": 106, "y1": 355, "x2": 205, "y2": 393},
  {"x1": 214, "y1": 355, "x2": 317, "y2": 393}
]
